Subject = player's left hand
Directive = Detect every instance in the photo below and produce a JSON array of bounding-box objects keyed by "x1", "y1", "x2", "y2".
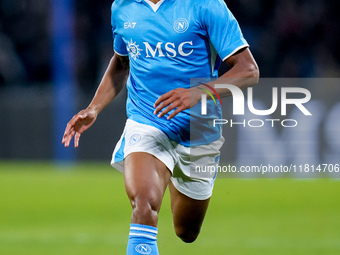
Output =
[{"x1": 154, "y1": 88, "x2": 201, "y2": 120}]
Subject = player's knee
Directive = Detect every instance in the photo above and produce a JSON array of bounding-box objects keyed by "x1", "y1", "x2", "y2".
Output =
[
  {"x1": 132, "y1": 201, "x2": 158, "y2": 220},
  {"x1": 130, "y1": 194, "x2": 160, "y2": 224},
  {"x1": 175, "y1": 226, "x2": 200, "y2": 243}
]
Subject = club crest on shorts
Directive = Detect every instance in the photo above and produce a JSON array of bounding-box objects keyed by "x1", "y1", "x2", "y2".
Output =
[
  {"x1": 129, "y1": 134, "x2": 142, "y2": 146},
  {"x1": 135, "y1": 244, "x2": 152, "y2": 254}
]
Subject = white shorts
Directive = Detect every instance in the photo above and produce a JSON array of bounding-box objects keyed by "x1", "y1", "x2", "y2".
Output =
[{"x1": 111, "y1": 119, "x2": 224, "y2": 200}]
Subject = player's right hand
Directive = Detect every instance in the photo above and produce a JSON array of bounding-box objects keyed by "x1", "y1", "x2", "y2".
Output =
[{"x1": 62, "y1": 108, "x2": 98, "y2": 148}]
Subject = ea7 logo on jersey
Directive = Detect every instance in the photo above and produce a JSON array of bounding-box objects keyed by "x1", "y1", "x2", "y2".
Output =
[{"x1": 124, "y1": 22, "x2": 137, "y2": 29}]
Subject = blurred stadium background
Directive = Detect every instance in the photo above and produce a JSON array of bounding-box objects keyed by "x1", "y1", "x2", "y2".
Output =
[{"x1": 0, "y1": 0, "x2": 340, "y2": 254}]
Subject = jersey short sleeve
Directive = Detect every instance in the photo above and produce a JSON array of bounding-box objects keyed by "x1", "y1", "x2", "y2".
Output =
[
  {"x1": 113, "y1": 35, "x2": 128, "y2": 56},
  {"x1": 111, "y1": 1, "x2": 128, "y2": 56},
  {"x1": 201, "y1": 0, "x2": 249, "y2": 61}
]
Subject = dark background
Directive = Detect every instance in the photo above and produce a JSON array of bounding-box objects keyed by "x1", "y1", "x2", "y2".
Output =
[{"x1": 0, "y1": 0, "x2": 339, "y2": 161}]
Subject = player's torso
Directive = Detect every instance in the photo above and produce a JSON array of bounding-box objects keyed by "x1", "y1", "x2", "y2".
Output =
[
  {"x1": 112, "y1": 0, "x2": 214, "y2": 92},
  {"x1": 111, "y1": 0, "x2": 223, "y2": 145}
]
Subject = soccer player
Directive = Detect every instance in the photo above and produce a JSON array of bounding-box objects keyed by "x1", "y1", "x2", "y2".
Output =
[{"x1": 62, "y1": 0, "x2": 259, "y2": 254}]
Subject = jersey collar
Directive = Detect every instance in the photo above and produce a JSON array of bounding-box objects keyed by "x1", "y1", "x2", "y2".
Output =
[{"x1": 144, "y1": 0, "x2": 165, "y2": 12}]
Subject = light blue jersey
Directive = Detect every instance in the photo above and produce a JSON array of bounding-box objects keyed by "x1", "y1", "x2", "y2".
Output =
[{"x1": 111, "y1": 0, "x2": 248, "y2": 146}]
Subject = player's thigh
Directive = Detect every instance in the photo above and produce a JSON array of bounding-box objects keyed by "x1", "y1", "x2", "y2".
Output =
[
  {"x1": 168, "y1": 181, "x2": 210, "y2": 241},
  {"x1": 124, "y1": 152, "x2": 171, "y2": 212},
  {"x1": 168, "y1": 137, "x2": 223, "y2": 234}
]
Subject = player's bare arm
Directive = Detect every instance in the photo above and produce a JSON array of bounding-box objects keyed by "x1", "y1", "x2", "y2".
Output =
[
  {"x1": 154, "y1": 48, "x2": 259, "y2": 119},
  {"x1": 62, "y1": 54, "x2": 129, "y2": 148},
  {"x1": 212, "y1": 47, "x2": 259, "y2": 95}
]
